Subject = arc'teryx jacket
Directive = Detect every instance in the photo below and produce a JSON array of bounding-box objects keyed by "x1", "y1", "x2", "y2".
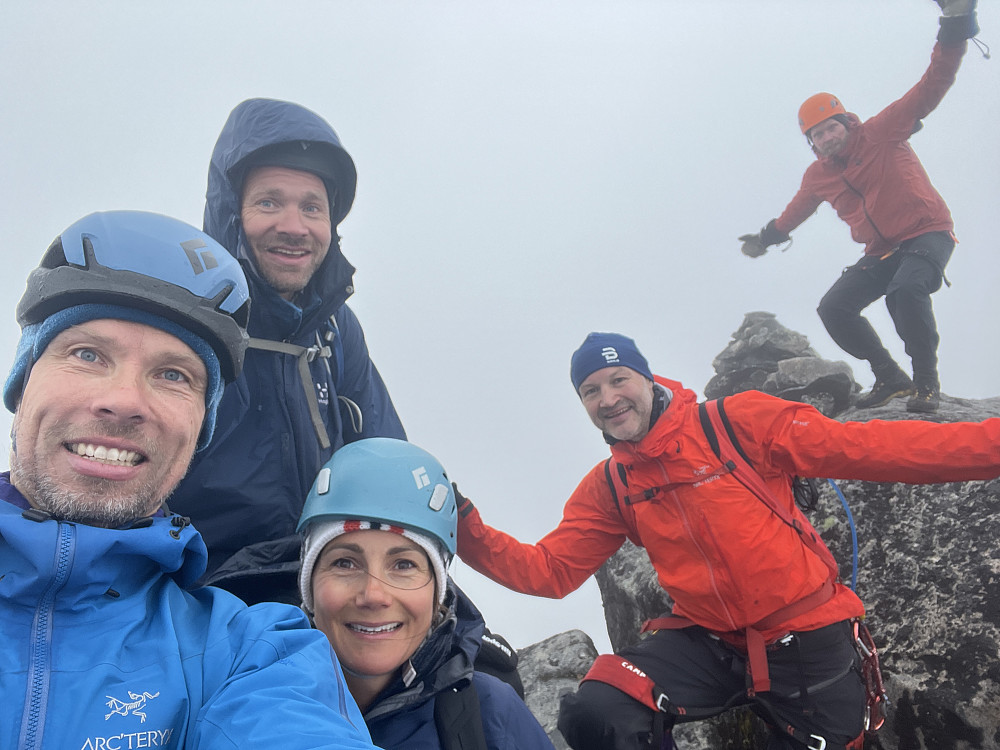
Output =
[
  {"x1": 774, "y1": 40, "x2": 966, "y2": 257},
  {"x1": 362, "y1": 585, "x2": 553, "y2": 750},
  {"x1": 458, "y1": 379, "x2": 1000, "y2": 642},
  {"x1": 169, "y1": 99, "x2": 406, "y2": 601},
  {"x1": 0, "y1": 474, "x2": 375, "y2": 750}
]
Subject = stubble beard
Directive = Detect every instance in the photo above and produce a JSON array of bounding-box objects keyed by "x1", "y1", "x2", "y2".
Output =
[{"x1": 10, "y1": 420, "x2": 185, "y2": 529}]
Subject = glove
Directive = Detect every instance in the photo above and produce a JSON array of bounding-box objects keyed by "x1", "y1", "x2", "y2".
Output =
[
  {"x1": 453, "y1": 482, "x2": 474, "y2": 516},
  {"x1": 739, "y1": 233, "x2": 767, "y2": 258},
  {"x1": 935, "y1": 0, "x2": 975, "y2": 17},
  {"x1": 936, "y1": 0, "x2": 978, "y2": 43}
]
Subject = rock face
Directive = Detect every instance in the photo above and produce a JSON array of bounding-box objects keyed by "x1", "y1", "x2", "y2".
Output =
[
  {"x1": 518, "y1": 631, "x2": 598, "y2": 750},
  {"x1": 705, "y1": 311, "x2": 856, "y2": 416},
  {"x1": 518, "y1": 313, "x2": 1000, "y2": 749}
]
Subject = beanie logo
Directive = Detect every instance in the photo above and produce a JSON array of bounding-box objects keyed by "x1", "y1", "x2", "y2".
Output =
[
  {"x1": 600, "y1": 346, "x2": 621, "y2": 364},
  {"x1": 412, "y1": 467, "x2": 430, "y2": 489}
]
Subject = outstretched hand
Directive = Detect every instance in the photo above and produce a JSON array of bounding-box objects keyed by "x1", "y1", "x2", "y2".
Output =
[{"x1": 739, "y1": 233, "x2": 767, "y2": 258}]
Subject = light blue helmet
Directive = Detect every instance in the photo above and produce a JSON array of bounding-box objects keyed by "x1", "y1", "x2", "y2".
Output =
[
  {"x1": 297, "y1": 438, "x2": 457, "y2": 612},
  {"x1": 13, "y1": 210, "x2": 251, "y2": 382},
  {"x1": 4, "y1": 211, "x2": 251, "y2": 450},
  {"x1": 297, "y1": 437, "x2": 457, "y2": 556}
]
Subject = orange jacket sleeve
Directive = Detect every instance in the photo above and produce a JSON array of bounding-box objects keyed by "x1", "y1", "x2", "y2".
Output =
[
  {"x1": 457, "y1": 463, "x2": 629, "y2": 599},
  {"x1": 723, "y1": 391, "x2": 1000, "y2": 483}
]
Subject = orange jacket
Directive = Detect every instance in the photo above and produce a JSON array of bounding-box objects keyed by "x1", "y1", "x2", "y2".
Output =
[
  {"x1": 774, "y1": 41, "x2": 965, "y2": 257},
  {"x1": 458, "y1": 378, "x2": 1000, "y2": 640}
]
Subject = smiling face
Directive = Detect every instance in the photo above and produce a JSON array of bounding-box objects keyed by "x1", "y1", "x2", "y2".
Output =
[
  {"x1": 808, "y1": 117, "x2": 850, "y2": 158},
  {"x1": 240, "y1": 166, "x2": 333, "y2": 300},
  {"x1": 9, "y1": 319, "x2": 206, "y2": 527},
  {"x1": 311, "y1": 529, "x2": 436, "y2": 710},
  {"x1": 578, "y1": 366, "x2": 655, "y2": 443}
]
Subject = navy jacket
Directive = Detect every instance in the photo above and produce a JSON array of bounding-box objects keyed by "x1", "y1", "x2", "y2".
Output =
[
  {"x1": 170, "y1": 99, "x2": 406, "y2": 603},
  {"x1": 365, "y1": 586, "x2": 554, "y2": 750}
]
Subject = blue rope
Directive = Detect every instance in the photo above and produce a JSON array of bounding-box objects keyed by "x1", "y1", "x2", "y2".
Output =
[{"x1": 827, "y1": 478, "x2": 858, "y2": 591}]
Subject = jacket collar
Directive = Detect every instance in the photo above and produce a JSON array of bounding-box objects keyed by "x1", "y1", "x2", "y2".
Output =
[
  {"x1": 609, "y1": 376, "x2": 698, "y2": 461},
  {"x1": 362, "y1": 584, "x2": 484, "y2": 721},
  {"x1": 0, "y1": 472, "x2": 209, "y2": 605}
]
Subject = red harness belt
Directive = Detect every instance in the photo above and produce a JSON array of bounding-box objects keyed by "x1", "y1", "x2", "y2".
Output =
[{"x1": 582, "y1": 654, "x2": 681, "y2": 714}]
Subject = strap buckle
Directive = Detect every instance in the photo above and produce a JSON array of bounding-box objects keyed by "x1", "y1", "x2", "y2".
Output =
[
  {"x1": 654, "y1": 690, "x2": 670, "y2": 713},
  {"x1": 305, "y1": 345, "x2": 332, "y2": 363},
  {"x1": 807, "y1": 735, "x2": 827, "y2": 750}
]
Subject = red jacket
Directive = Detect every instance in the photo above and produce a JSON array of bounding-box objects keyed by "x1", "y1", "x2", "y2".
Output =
[
  {"x1": 458, "y1": 378, "x2": 1000, "y2": 641},
  {"x1": 774, "y1": 41, "x2": 965, "y2": 257}
]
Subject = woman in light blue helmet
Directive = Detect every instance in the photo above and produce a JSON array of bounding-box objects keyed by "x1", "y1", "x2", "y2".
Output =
[{"x1": 298, "y1": 437, "x2": 555, "y2": 750}]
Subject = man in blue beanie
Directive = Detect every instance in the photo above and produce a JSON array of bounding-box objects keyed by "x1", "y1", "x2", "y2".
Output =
[
  {"x1": 457, "y1": 330, "x2": 1000, "y2": 750},
  {"x1": 0, "y1": 211, "x2": 377, "y2": 749}
]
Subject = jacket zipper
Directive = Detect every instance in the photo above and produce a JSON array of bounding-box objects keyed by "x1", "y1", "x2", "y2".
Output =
[
  {"x1": 651, "y1": 461, "x2": 740, "y2": 632},
  {"x1": 19, "y1": 522, "x2": 75, "y2": 750},
  {"x1": 841, "y1": 174, "x2": 890, "y2": 250}
]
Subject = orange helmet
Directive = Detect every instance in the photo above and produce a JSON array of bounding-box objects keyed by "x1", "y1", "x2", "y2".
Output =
[{"x1": 798, "y1": 93, "x2": 846, "y2": 134}]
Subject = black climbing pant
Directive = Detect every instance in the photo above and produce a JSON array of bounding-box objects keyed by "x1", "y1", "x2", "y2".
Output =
[
  {"x1": 816, "y1": 230, "x2": 953, "y2": 386},
  {"x1": 557, "y1": 621, "x2": 864, "y2": 750}
]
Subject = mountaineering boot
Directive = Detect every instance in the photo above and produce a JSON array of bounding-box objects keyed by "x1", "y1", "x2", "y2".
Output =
[
  {"x1": 856, "y1": 368, "x2": 914, "y2": 409},
  {"x1": 907, "y1": 381, "x2": 941, "y2": 414}
]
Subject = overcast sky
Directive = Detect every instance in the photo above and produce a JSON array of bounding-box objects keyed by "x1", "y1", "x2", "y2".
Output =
[{"x1": 3, "y1": 1, "x2": 998, "y2": 654}]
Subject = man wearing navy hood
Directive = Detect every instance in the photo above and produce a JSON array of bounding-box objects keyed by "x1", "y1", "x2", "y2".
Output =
[{"x1": 169, "y1": 98, "x2": 406, "y2": 605}]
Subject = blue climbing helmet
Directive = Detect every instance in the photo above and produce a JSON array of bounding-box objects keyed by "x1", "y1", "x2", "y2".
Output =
[
  {"x1": 297, "y1": 437, "x2": 458, "y2": 556},
  {"x1": 14, "y1": 210, "x2": 250, "y2": 383}
]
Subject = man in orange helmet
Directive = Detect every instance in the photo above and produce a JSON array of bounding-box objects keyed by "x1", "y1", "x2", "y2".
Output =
[{"x1": 739, "y1": 1, "x2": 979, "y2": 414}]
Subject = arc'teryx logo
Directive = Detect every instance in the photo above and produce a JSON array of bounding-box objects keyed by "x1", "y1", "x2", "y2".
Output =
[
  {"x1": 105, "y1": 691, "x2": 160, "y2": 723},
  {"x1": 600, "y1": 346, "x2": 620, "y2": 364},
  {"x1": 412, "y1": 467, "x2": 429, "y2": 489},
  {"x1": 180, "y1": 238, "x2": 218, "y2": 275}
]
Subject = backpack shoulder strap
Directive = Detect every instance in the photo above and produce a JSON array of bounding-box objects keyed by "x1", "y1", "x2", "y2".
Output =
[
  {"x1": 434, "y1": 680, "x2": 488, "y2": 750},
  {"x1": 247, "y1": 337, "x2": 333, "y2": 450},
  {"x1": 699, "y1": 398, "x2": 839, "y2": 577},
  {"x1": 604, "y1": 458, "x2": 640, "y2": 542}
]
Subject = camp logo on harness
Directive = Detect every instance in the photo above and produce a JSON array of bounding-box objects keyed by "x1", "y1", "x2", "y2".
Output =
[
  {"x1": 600, "y1": 346, "x2": 621, "y2": 364},
  {"x1": 622, "y1": 660, "x2": 648, "y2": 679},
  {"x1": 105, "y1": 691, "x2": 160, "y2": 723}
]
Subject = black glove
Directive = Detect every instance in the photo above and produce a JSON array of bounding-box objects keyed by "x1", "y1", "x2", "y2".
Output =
[
  {"x1": 936, "y1": 0, "x2": 979, "y2": 44},
  {"x1": 739, "y1": 233, "x2": 767, "y2": 258},
  {"x1": 453, "y1": 482, "x2": 474, "y2": 516},
  {"x1": 935, "y1": 0, "x2": 975, "y2": 14}
]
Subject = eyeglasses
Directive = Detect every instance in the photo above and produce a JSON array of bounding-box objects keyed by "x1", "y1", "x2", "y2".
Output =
[{"x1": 323, "y1": 557, "x2": 434, "y2": 591}]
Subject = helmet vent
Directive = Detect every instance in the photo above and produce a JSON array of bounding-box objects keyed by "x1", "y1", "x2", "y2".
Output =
[
  {"x1": 429, "y1": 484, "x2": 449, "y2": 512},
  {"x1": 315, "y1": 467, "x2": 332, "y2": 496}
]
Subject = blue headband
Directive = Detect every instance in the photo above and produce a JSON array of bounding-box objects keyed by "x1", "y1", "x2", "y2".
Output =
[
  {"x1": 570, "y1": 332, "x2": 654, "y2": 392},
  {"x1": 4, "y1": 304, "x2": 223, "y2": 451}
]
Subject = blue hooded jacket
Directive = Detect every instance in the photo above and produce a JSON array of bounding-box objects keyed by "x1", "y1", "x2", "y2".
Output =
[
  {"x1": 169, "y1": 99, "x2": 406, "y2": 603},
  {"x1": 363, "y1": 586, "x2": 554, "y2": 750},
  {"x1": 0, "y1": 474, "x2": 376, "y2": 750}
]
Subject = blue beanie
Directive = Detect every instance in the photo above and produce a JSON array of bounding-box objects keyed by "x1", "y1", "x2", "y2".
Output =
[
  {"x1": 4, "y1": 304, "x2": 223, "y2": 451},
  {"x1": 570, "y1": 332, "x2": 653, "y2": 392}
]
